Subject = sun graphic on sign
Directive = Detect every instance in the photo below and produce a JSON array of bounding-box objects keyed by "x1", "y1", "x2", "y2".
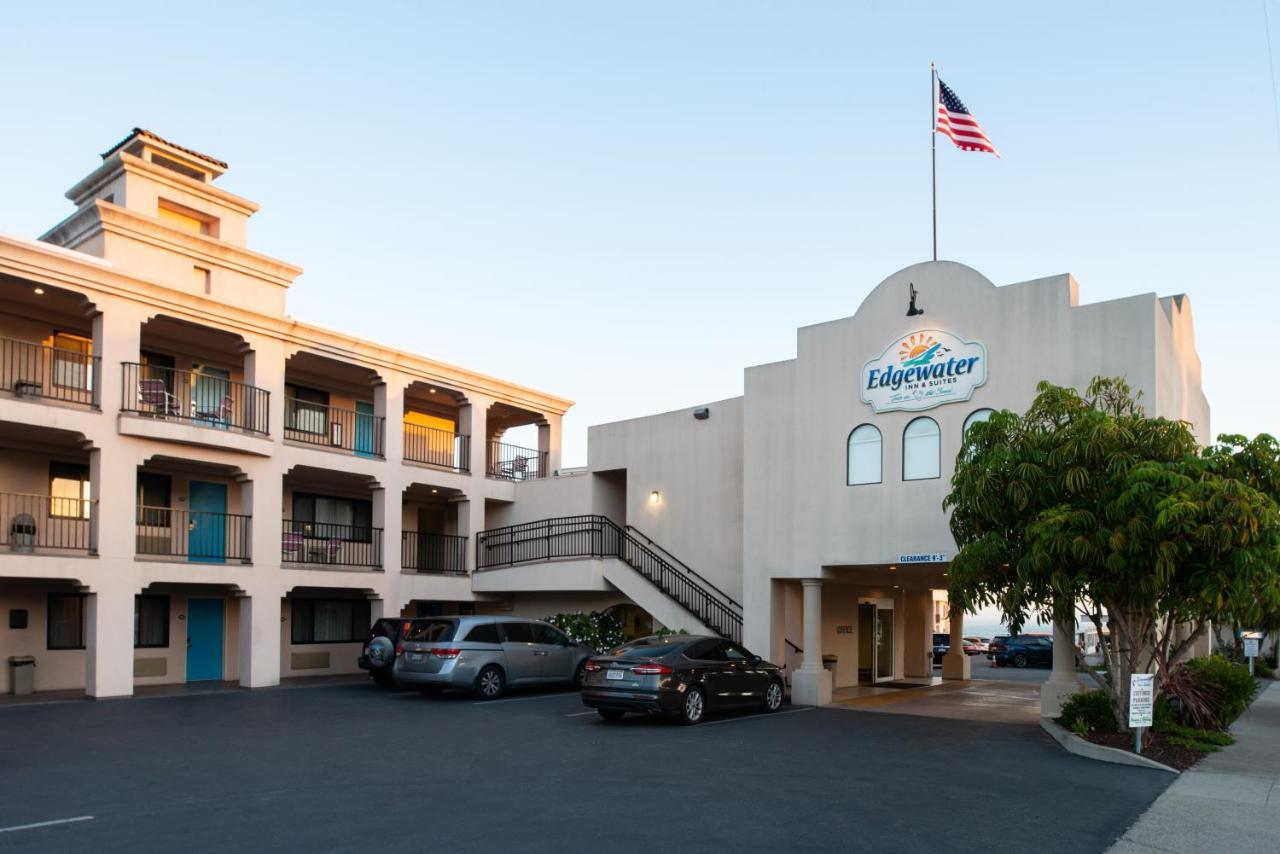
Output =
[{"x1": 898, "y1": 333, "x2": 940, "y2": 366}]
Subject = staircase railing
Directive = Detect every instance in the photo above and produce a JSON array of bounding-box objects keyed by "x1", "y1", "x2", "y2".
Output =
[{"x1": 476, "y1": 514, "x2": 742, "y2": 642}]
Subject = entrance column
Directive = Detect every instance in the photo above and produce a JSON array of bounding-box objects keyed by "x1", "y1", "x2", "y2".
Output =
[
  {"x1": 1040, "y1": 614, "x2": 1081, "y2": 716},
  {"x1": 791, "y1": 578, "x2": 832, "y2": 706},
  {"x1": 903, "y1": 589, "x2": 933, "y2": 679},
  {"x1": 942, "y1": 607, "x2": 971, "y2": 679},
  {"x1": 237, "y1": 588, "x2": 281, "y2": 688},
  {"x1": 86, "y1": 585, "x2": 135, "y2": 698}
]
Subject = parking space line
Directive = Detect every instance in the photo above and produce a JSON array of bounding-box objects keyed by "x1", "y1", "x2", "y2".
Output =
[
  {"x1": 565, "y1": 710, "x2": 596, "y2": 717},
  {"x1": 698, "y1": 707, "x2": 814, "y2": 726},
  {"x1": 473, "y1": 693, "x2": 576, "y2": 706},
  {"x1": 0, "y1": 816, "x2": 94, "y2": 834}
]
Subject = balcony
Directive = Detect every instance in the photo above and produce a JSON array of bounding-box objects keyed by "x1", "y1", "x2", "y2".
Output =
[
  {"x1": 285, "y1": 398, "x2": 384, "y2": 458},
  {"x1": 401, "y1": 531, "x2": 467, "y2": 575},
  {"x1": 121, "y1": 363, "x2": 269, "y2": 435},
  {"x1": 1, "y1": 337, "x2": 100, "y2": 408},
  {"x1": 403, "y1": 422, "x2": 469, "y2": 472},
  {"x1": 135, "y1": 505, "x2": 252, "y2": 564},
  {"x1": 1, "y1": 492, "x2": 96, "y2": 554},
  {"x1": 282, "y1": 519, "x2": 383, "y2": 569},
  {"x1": 487, "y1": 441, "x2": 548, "y2": 481}
]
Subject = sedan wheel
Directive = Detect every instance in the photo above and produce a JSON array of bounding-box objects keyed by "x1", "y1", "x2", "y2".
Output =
[
  {"x1": 679, "y1": 687, "x2": 705, "y2": 725},
  {"x1": 763, "y1": 680, "x2": 784, "y2": 712},
  {"x1": 573, "y1": 660, "x2": 587, "y2": 688},
  {"x1": 1014, "y1": 653, "x2": 1028, "y2": 668},
  {"x1": 597, "y1": 708, "x2": 626, "y2": 722},
  {"x1": 474, "y1": 665, "x2": 505, "y2": 700}
]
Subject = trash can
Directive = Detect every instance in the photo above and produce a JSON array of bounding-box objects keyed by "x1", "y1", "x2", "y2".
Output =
[
  {"x1": 821, "y1": 655, "x2": 837, "y2": 674},
  {"x1": 9, "y1": 513, "x2": 36, "y2": 553},
  {"x1": 8, "y1": 656, "x2": 35, "y2": 696}
]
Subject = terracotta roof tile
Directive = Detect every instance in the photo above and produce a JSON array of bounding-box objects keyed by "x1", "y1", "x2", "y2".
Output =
[{"x1": 100, "y1": 128, "x2": 228, "y2": 170}]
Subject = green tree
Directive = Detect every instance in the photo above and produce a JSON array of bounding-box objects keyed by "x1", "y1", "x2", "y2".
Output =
[{"x1": 945, "y1": 377, "x2": 1280, "y2": 729}]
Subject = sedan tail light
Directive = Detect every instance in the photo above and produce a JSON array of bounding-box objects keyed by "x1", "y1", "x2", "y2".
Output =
[
  {"x1": 584, "y1": 661, "x2": 602, "y2": 672},
  {"x1": 395, "y1": 644, "x2": 404, "y2": 656},
  {"x1": 631, "y1": 663, "x2": 673, "y2": 676},
  {"x1": 430, "y1": 648, "x2": 462, "y2": 659}
]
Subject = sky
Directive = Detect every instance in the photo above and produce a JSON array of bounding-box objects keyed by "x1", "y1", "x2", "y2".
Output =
[{"x1": 3, "y1": 3, "x2": 1279, "y2": 466}]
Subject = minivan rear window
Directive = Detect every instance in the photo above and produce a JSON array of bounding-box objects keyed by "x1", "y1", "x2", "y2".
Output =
[
  {"x1": 403, "y1": 620, "x2": 457, "y2": 643},
  {"x1": 463, "y1": 623, "x2": 500, "y2": 644}
]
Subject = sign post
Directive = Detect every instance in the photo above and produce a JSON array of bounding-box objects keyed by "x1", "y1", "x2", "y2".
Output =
[{"x1": 1129, "y1": 673, "x2": 1154, "y2": 754}]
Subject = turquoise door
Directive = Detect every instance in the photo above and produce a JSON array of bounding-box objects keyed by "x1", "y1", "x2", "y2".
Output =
[
  {"x1": 193, "y1": 366, "x2": 231, "y2": 428},
  {"x1": 188, "y1": 481, "x2": 227, "y2": 564},
  {"x1": 355, "y1": 401, "x2": 376, "y2": 457},
  {"x1": 186, "y1": 598, "x2": 224, "y2": 682}
]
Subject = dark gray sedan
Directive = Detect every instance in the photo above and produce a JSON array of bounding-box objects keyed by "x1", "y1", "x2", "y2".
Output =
[{"x1": 580, "y1": 635, "x2": 785, "y2": 724}]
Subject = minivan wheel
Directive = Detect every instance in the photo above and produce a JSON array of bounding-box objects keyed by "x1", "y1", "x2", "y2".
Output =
[
  {"x1": 763, "y1": 680, "x2": 784, "y2": 712},
  {"x1": 679, "y1": 687, "x2": 706, "y2": 725},
  {"x1": 372, "y1": 671, "x2": 394, "y2": 688},
  {"x1": 573, "y1": 660, "x2": 587, "y2": 688},
  {"x1": 597, "y1": 708, "x2": 626, "y2": 721},
  {"x1": 474, "y1": 665, "x2": 505, "y2": 700},
  {"x1": 1014, "y1": 653, "x2": 1028, "y2": 668}
]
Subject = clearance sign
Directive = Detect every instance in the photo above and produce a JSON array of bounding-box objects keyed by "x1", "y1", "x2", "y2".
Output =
[{"x1": 861, "y1": 329, "x2": 987, "y2": 414}]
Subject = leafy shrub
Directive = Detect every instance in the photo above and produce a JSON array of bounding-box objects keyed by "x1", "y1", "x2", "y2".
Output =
[
  {"x1": 1060, "y1": 689, "x2": 1118, "y2": 736},
  {"x1": 1161, "y1": 664, "x2": 1225, "y2": 729},
  {"x1": 1254, "y1": 660, "x2": 1276, "y2": 679},
  {"x1": 544, "y1": 611, "x2": 623, "y2": 652},
  {"x1": 1183, "y1": 655, "x2": 1258, "y2": 725}
]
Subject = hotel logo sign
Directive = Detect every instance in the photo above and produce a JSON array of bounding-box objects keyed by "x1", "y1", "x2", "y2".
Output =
[{"x1": 861, "y1": 329, "x2": 987, "y2": 413}]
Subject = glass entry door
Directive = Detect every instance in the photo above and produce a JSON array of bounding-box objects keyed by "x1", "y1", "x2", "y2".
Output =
[{"x1": 875, "y1": 607, "x2": 894, "y2": 681}]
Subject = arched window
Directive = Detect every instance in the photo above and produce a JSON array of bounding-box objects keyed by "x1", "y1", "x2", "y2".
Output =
[
  {"x1": 902, "y1": 417, "x2": 940, "y2": 481},
  {"x1": 847, "y1": 424, "x2": 882, "y2": 485},
  {"x1": 963, "y1": 408, "x2": 995, "y2": 438}
]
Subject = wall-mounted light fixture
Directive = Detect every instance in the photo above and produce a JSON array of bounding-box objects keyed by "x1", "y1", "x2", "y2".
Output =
[
  {"x1": 33, "y1": 288, "x2": 44, "y2": 295},
  {"x1": 692, "y1": 407, "x2": 710, "y2": 420},
  {"x1": 649, "y1": 490, "x2": 661, "y2": 505}
]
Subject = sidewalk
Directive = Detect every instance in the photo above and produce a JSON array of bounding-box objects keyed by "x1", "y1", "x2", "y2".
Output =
[{"x1": 1108, "y1": 680, "x2": 1280, "y2": 853}]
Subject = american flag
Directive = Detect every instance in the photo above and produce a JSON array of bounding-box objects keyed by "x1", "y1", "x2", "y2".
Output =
[{"x1": 936, "y1": 77, "x2": 1000, "y2": 157}]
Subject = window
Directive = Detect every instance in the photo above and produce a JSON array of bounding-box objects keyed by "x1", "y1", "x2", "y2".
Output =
[
  {"x1": 51, "y1": 332, "x2": 92, "y2": 391},
  {"x1": 49, "y1": 462, "x2": 91, "y2": 519},
  {"x1": 286, "y1": 385, "x2": 329, "y2": 434},
  {"x1": 290, "y1": 492, "x2": 373, "y2": 542},
  {"x1": 684, "y1": 639, "x2": 722, "y2": 661},
  {"x1": 722, "y1": 643, "x2": 751, "y2": 662},
  {"x1": 157, "y1": 198, "x2": 217, "y2": 235},
  {"x1": 290, "y1": 598, "x2": 371, "y2": 644},
  {"x1": 963, "y1": 408, "x2": 995, "y2": 438},
  {"x1": 902, "y1": 417, "x2": 941, "y2": 481},
  {"x1": 403, "y1": 620, "x2": 458, "y2": 643},
  {"x1": 499, "y1": 622, "x2": 535, "y2": 643},
  {"x1": 463, "y1": 622, "x2": 500, "y2": 644},
  {"x1": 533, "y1": 624, "x2": 570, "y2": 647},
  {"x1": 137, "y1": 472, "x2": 172, "y2": 527},
  {"x1": 847, "y1": 424, "x2": 882, "y2": 485},
  {"x1": 134, "y1": 595, "x2": 169, "y2": 648},
  {"x1": 47, "y1": 593, "x2": 85, "y2": 649}
]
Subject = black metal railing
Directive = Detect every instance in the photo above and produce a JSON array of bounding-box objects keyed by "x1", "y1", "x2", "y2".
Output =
[
  {"x1": 401, "y1": 531, "x2": 468, "y2": 575},
  {"x1": 1, "y1": 492, "x2": 96, "y2": 553},
  {"x1": 1, "y1": 337, "x2": 100, "y2": 407},
  {"x1": 487, "y1": 441, "x2": 548, "y2": 481},
  {"x1": 135, "y1": 506, "x2": 252, "y2": 563},
  {"x1": 121, "y1": 363, "x2": 269, "y2": 435},
  {"x1": 281, "y1": 519, "x2": 383, "y2": 569},
  {"x1": 476, "y1": 515, "x2": 743, "y2": 642},
  {"x1": 284, "y1": 398, "x2": 384, "y2": 457},
  {"x1": 403, "y1": 422, "x2": 469, "y2": 472}
]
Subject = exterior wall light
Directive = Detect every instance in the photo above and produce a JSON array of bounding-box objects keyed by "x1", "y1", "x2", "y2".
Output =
[
  {"x1": 649, "y1": 490, "x2": 661, "y2": 505},
  {"x1": 33, "y1": 288, "x2": 44, "y2": 295}
]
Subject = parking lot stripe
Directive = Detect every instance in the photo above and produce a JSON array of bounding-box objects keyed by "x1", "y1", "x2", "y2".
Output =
[
  {"x1": 565, "y1": 710, "x2": 596, "y2": 717},
  {"x1": 698, "y1": 707, "x2": 814, "y2": 726},
  {"x1": 0, "y1": 816, "x2": 94, "y2": 834},
  {"x1": 473, "y1": 693, "x2": 576, "y2": 706}
]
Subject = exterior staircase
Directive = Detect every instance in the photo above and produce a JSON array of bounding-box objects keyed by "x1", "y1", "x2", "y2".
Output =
[{"x1": 475, "y1": 514, "x2": 743, "y2": 642}]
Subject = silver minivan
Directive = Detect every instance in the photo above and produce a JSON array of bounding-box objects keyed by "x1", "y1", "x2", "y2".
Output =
[{"x1": 392, "y1": 616, "x2": 593, "y2": 699}]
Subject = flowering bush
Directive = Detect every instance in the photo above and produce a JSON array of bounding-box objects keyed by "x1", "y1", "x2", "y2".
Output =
[{"x1": 544, "y1": 611, "x2": 623, "y2": 652}]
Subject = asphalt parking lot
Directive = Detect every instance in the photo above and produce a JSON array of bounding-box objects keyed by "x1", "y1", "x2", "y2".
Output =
[{"x1": 0, "y1": 679, "x2": 1170, "y2": 853}]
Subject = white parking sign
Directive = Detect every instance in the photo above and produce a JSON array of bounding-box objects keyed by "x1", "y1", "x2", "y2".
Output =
[
  {"x1": 1129, "y1": 673, "x2": 1154, "y2": 728},
  {"x1": 1244, "y1": 637, "x2": 1260, "y2": 659}
]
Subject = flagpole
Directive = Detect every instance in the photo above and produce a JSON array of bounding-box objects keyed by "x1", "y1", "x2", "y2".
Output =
[{"x1": 931, "y1": 62, "x2": 938, "y2": 261}]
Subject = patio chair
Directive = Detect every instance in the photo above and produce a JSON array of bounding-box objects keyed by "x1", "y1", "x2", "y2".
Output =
[
  {"x1": 193, "y1": 394, "x2": 234, "y2": 426},
  {"x1": 281, "y1": 531, "x2": 304, "y2": 560},
  {"x1": 138, "y1": 378, "x2": 179, "y2": 417},
  {"x1": 326, "y1": 537, "x2": 343, "y2": 563}
]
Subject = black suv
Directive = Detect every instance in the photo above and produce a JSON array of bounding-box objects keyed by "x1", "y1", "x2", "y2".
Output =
[
  {"x1": 359, "y1": 618, "x2": 424, "y2": 687},
  {"x1": 932, "y1": 633, "x2": 950, "y2": 667},
  {"x1": 992, "y1": 634, "x2": 1052, "y2": 668}
]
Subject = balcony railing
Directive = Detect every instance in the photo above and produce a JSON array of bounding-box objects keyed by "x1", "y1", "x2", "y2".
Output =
[
  {"x1": 135, "y1": 506, "x2": 252, "y2": 564},
  {"x1": 121, "y1": 363, "x2": 269, "y2": 435},
  {"x1": 1, "y1": 337, "x2": 100, "y2": 407},
  {"x1": 285, "y1": 398, "x2": 384, "y2": 457},
  {"x1": 401, "y1": 531, "x2": 468, "y2": 575},
  {"x1": 488, "y1": 441, "x2": 549, "y2": 481},
  {"x1": 282, "y1": 520, "x2": 383, "y2": 569},
  {"x1": 1, "y1": 492, "x2": 96, "y2": 554},
  {"x1": 403, "y1": 422, "x2": 469, "y2": 472}
]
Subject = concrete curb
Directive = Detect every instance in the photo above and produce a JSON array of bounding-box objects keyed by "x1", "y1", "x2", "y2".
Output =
[{"x1": 1040, "y1": 717, "x2": 1178, "y2": 774}]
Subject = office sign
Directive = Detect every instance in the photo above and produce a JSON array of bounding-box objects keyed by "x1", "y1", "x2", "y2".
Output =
[
  {"x1": 861, "y1": 329, "x2": 988, "y2": 413},
  {"x1": 1129, "y1": 673, "x2": 1155, "y2": 728}
]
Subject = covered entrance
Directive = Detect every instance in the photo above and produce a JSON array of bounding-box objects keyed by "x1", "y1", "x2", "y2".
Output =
[{"x1": 857, "y1": 600, "x2": 895, "y2": 684}]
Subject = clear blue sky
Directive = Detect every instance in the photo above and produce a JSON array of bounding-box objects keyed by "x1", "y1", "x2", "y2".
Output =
[{"x1": 4, "y1": 2, "x2": 1279, "y2": 467}]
